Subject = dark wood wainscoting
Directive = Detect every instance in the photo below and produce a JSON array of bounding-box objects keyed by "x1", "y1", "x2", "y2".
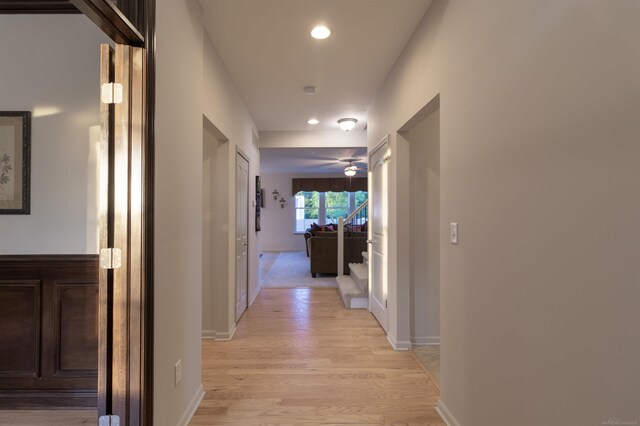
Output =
[{"x1": 0, "y1": 255, "x2": 98, "y2": 409}]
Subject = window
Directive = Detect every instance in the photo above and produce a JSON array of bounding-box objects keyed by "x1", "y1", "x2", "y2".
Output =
[{"x1": 295, "y1": 191, "x2": 368, "y2": 232}]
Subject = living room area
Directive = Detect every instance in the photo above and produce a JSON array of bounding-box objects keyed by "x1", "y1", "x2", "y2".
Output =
[{"x1": 258, "y1": 145, "x2": 369, "y2": 301}]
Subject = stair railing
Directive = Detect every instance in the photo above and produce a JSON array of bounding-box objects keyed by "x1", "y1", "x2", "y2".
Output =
[{"x1": 337, "y1": 200, "x2": 369, "y2": 276}]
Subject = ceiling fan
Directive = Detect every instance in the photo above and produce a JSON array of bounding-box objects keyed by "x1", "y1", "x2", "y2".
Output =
[{"x1": 339, "y1": 158, "x2": 367, "y2": 176}]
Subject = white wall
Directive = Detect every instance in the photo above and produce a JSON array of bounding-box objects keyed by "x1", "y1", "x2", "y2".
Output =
[
  {"x1": 260, "y1": 130, "x2": 366, "y2": 148},
  {"x1": 156, "y1": 0, "x2": 261, "y2": 423},
  {"x1": 155, "y1": 0, "x2": 205, "y2": 424},
  {"x1": 0, "y1": 15, "x2": 109, "y2": 255},
  {"x1": 369, "y1": 1, "x2": 640, "y2": 425},
  {"x1": 260, "y1": 173, "x2": 306, "y2": 252},
  {"x1": 406, "y1": 108, "x2": 440, "y2": 346}
]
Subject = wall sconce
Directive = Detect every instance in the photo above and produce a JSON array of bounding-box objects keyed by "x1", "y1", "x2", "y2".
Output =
[
  {"x1": 279, "y1": 197, "x2": 287, "y2": 209},
  {"x1": 272, "y1": 189, "x2": 280, "y2": 200}
]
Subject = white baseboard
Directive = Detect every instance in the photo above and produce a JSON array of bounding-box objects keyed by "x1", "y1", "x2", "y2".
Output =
[
  {"x1": 436, "y1": 399, "x2": 461, "y2": 426},
  {"x1": 387, "y1": 333, "x2": 412, "y2": 350},
  {"x1": 411, "y1": 336, "x2": 440, "y2": 346},
  {"x1": 177, "y1": 384, "x2": 205, "y2": 426},
  {"x1": 202, "y1": 325, "x2": 237, "y2": 341},
  {"x1": 202, "y1": 329, "x2": 216, "y2": 339},
  {"x1": 249, "y1": 287, "x2": 261, "y2": 306},
  {"x1": 215, "y1": 324, "x2": 236, "y2": 341}
]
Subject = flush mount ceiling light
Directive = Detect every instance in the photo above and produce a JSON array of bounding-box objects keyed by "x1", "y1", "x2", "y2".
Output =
[
  {"x1": 311, "y1": 25, "x2": 331, "y2": 40},
  {"x1": 337, "y1": 118, "x2": 357, "y2": 131},
  {"x1": 344, "y1": 163, "x2": 358, "y2": 177},
  {"x1": 307, "y1": 118, "x2": 319, "y2": 125}
]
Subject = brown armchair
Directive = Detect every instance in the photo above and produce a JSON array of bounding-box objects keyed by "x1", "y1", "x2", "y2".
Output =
[{"x1": 307, "y1": 234, "x2": 367, "y2": 277}]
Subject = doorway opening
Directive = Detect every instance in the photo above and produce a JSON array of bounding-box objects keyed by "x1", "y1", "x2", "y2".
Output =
[
  {"x1": 0, "y1": 13, "x2": 111, "y2": 422},
  {"x1": 201, "y1": 117, "x2": 233, "y2": 340},
  {"x1": 399, "y1": 95, "x2": 441, "y2": 386},
  {"x1": 257, "y1": 147, "x2": 368, "y2": 291}
]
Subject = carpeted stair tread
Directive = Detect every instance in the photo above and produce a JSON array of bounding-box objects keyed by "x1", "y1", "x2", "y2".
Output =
[
  {"x1": 349, "y1": 263, "x2": 368, "y2": 284},
  {"x1": 336, "y1": 276, "x2": 367, "y2": 309}
]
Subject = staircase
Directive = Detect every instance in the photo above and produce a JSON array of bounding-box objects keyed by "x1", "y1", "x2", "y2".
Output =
[{"x1": 337, "y1": 251, "x2": 368, "y2": 309}]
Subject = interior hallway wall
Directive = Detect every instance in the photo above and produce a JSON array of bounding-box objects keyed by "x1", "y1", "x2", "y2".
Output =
[
  {"x1": 155, "y1": 0, "x2": 205, "y2": 423},
  {"x1": 203, "y1": 32, "x2": 261, "y2": 330},
  {"x1": 156, "y1": 0, "x2": 262, "y2": 422},
  {"x1": 368, "y1": 1, "x2": 640, "y2": 425},
  {"x1": 0, "y1": 15, "x2": 109, "y2": 255}
]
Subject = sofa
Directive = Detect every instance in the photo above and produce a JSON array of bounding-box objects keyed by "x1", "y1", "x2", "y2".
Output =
[
  {"x1": 306, "y1": 232, "x2": 367, "y2": 277},
  {"x1": 304, "y1": 222, "x2": 367, "y2": 257}
]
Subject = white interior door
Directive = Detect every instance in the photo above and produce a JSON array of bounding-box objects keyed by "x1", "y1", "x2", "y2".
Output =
[
  {"x1": 369, "y1": 138, "x2": 389, "y2": 332},
  {"x1": 235, "y1": 153, "x2": 249, "y2": 321}
]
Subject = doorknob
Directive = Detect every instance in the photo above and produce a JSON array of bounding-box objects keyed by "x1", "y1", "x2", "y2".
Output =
[{"x1": 243, "y1": 242, "x2": 248, "y2": 247}]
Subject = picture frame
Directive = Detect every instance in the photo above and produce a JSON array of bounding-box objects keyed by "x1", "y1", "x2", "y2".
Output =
[{"x1": 0, "y1": 111, "x2": 31, "y2": 214}]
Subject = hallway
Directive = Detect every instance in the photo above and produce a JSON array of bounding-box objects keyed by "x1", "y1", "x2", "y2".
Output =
[{"x1": 190, "y1": 288, "x2": 443, "y2": 425}]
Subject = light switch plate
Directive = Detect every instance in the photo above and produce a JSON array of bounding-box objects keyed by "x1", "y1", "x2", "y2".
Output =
[
  {"x1": 450, "y1": 222, "x2": 458, "y2": 245},
  {"x1": 175, "y1": 359, "x2": 182, "y2": 385}
]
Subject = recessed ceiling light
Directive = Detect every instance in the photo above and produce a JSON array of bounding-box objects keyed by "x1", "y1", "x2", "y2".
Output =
[
  {"x1": 303, "y1": 86, "x2": 318, "y2": 95},
  {"x1": 307, "y1": 118, "x2": 319, "y2": 125},
  {"x1": 311, "y1": 25, "x2": 331, "y2": 40}
]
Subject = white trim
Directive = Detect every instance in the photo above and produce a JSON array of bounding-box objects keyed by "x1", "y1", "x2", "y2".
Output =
[
  {"x1": 202, "y1": 330, "x2": 216, "y2": 339},
  {"x1": 176, "y1": 384, "x2": 205, "y2": 426},
  {"x1": 349, "y1": 297, "x2": 368, "y2": 309},
  {"x1": 370, "y1": 134, "x2": 389, "y2": 157},
  {"x1": 386, "y1": 333, "x2": 412, "y2": 350},
  {"x1": 249, "y1": 287, "x2": 261, "y2": 306},
  {"x1": 411, "y1": 336, "x2": 440, "y2": 346},
  {"x1": 436, "y1": 399, "x2": 461, "y2": 426},
  {"x1": 215, "y1": 324, "x2": 236, "y2": 341}
]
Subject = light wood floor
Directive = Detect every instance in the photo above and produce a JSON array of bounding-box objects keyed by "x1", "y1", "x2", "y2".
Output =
[
  {"x1": 191, "y1": 288, "x2": 444, "y2": 425},
  {"x1": 0, "y1": 410, "x2": 96, "y2": 425}
]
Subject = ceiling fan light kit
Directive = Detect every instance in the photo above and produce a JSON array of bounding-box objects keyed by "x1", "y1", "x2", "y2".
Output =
[
  {"x1": 338, "y1": 118, "x2": 357, "y2": 131},
  {"x1": 344, "y1": 164, "x2": 357, "y2": 177}
]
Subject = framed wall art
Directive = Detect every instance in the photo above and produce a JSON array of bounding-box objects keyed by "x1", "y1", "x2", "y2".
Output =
[{"x1": 0, "y1": 111, "x2": 31, "y2": 214}]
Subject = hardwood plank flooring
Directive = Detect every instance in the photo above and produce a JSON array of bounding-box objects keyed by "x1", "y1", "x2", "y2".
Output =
[
  {"x1": 0, "y1": 410, "x2": 96, "y2": 425},
  {"x1": 191, "y1": 288, "x2": 444, "y2": 425}
]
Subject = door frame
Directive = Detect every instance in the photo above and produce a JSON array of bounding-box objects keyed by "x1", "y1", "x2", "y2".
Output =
[
  {"x1": 235, "y1": 148, "x2": 250, "y2": 322},
  {"x1": 369, "y1": 135, "x2": 390, "y2": 332},
  {"x1": 86, "y1": 2, "x2": 155, "y2": 424}
]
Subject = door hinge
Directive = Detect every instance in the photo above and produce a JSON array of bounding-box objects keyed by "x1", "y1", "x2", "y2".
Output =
[
  {"x1": 101, "y1": 82, "x2": 123, "y2": 104},
  {"x1": 100, "y1": 248, "x2": 122, "y2": 270},
  {"x1": 99, "y1": 415, "x2": 120, "y2": 426},
  {"x1": 385, "y1": 299, "x2": 388, "y2": 308}
]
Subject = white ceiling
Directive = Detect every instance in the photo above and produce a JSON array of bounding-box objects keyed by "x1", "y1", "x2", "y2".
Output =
[
  {"x1": 200, "y1": 0, "x2": 433, "y2": 132},
  {"x1": 260, "y1": 147, "x2": 368, "y2": 175}
]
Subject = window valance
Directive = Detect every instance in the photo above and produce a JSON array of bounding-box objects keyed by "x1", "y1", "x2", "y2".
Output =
[{"x1": 292, "y1": 177, "x2": 367, "y2": 195}]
